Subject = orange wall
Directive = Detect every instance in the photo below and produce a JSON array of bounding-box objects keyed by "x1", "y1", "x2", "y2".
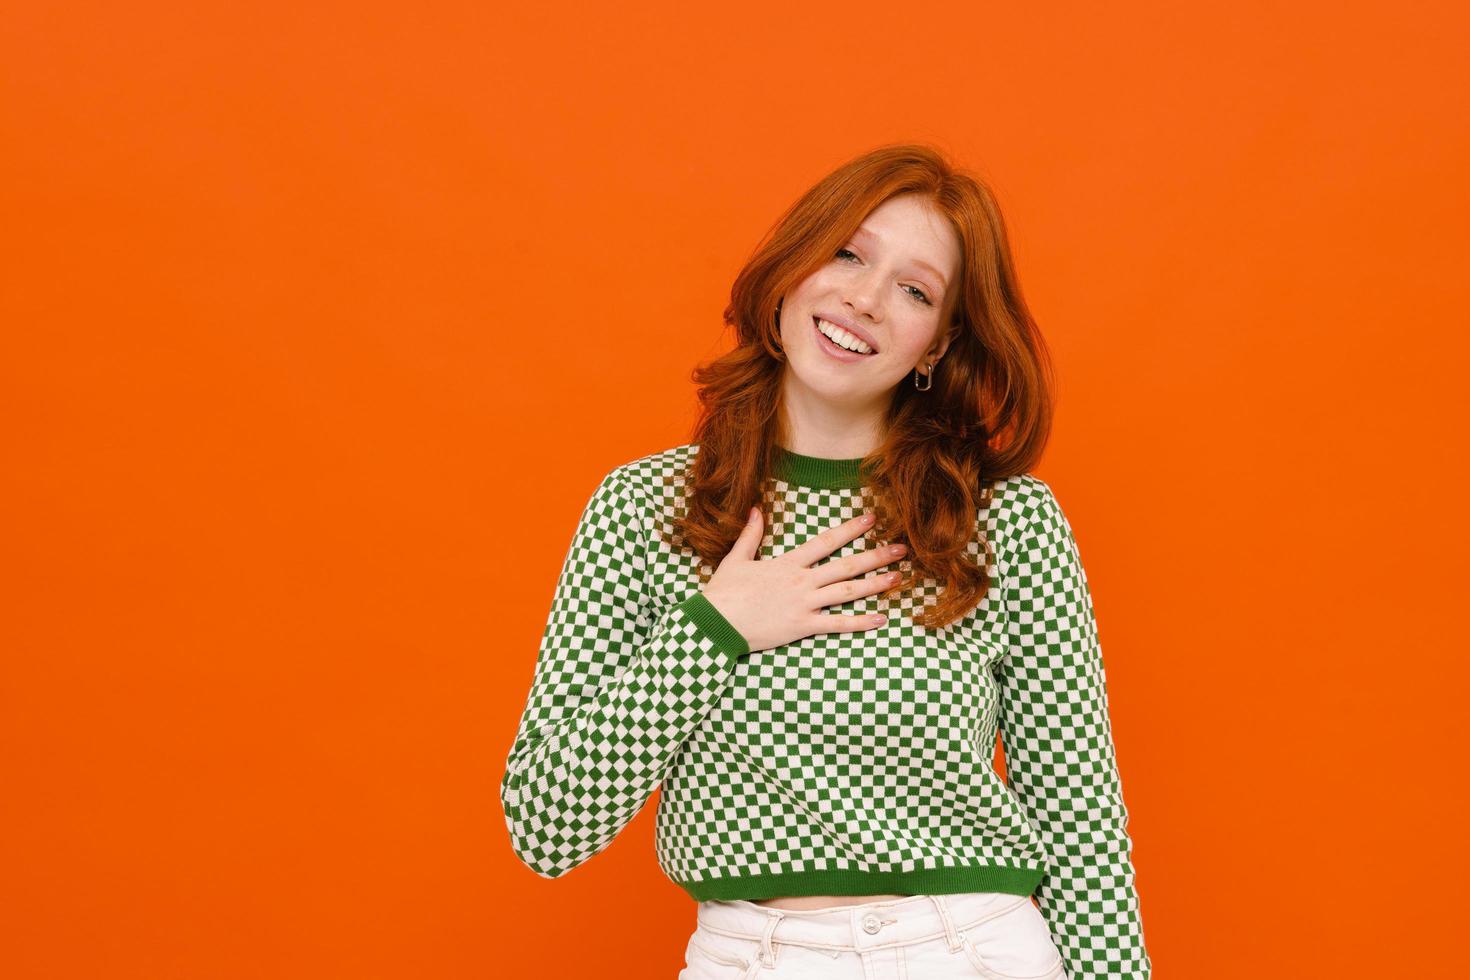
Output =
[{"x1": 3, "y1": 2, "x2": 1466, "y2": 977}]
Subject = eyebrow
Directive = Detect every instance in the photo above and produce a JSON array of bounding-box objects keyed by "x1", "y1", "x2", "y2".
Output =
[{"x1": 853, "y1": 225, "x2": 949, "y2": 291}]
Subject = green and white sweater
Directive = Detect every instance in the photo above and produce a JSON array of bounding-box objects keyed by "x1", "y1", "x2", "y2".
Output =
[{"x1": 500, "y1": 443, "x2": 1151, "y2": 978}]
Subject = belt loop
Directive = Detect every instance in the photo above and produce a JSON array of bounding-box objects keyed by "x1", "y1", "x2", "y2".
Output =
[
  {"x1": 928, "y1": 894, "x2": 964, "y2": 953},
  {"x1": 757, "y1": 910, "x2": 785, "y2": 969}
]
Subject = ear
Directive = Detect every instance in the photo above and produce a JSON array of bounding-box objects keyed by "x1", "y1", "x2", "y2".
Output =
[{"x1": 925, "y1": 319, "x2": 957, "y2": 364}]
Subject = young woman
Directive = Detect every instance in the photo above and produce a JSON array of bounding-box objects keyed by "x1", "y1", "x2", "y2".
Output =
[{"x1": 501, "y1": 144, "x2": 1152, "y2": 979}]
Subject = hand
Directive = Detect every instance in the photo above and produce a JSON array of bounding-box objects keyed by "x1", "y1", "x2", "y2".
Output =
[{"x1": 701, "y1": 507, "x2": 906, "y2": 654}]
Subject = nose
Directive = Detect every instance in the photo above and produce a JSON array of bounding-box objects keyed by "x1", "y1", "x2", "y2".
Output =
[{"x1": 844, "y1": 273, "x2": 884, "y2": 322}]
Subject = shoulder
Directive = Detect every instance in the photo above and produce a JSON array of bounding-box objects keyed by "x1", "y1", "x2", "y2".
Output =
[
  {"x1": 603, "y1": 442, "x2": 698, "y2": 501},
  {"x1": 980, "y1": 473, "x2": 1085, "y2": 580},
  {"x1": 982, "y1": 472, "x2": 1060, "y2": 539},
  {"x1": 561, "y1": 444, "x2": 697, "y2": 547},
  {"x1": 580, "y1": 443, "x2": 699, "y2": 529}
]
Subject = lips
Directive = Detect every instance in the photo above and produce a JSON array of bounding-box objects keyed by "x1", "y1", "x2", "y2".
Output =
[
  {"x1": 812, "y1": 317, "x2": 879, "y2": 356},
  {"x1": 812, "y1": 317, "x2": 877, "y2": 361},
  {"x1": 812, "y1": 314, "x2": 880, "y2": 353}
]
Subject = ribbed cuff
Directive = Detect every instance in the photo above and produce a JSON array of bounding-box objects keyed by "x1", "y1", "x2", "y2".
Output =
[{"x1": 676, "y1": 591, "x2": 750, "y2": 661}]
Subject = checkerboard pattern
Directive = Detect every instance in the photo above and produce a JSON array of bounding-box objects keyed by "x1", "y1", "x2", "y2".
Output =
[
  {"x1": 996, "y1": 477, "x2": 1151, "y2": 978},
  {"x1": 500, "y1": 443, "x2": 1150, "y2": 978}
]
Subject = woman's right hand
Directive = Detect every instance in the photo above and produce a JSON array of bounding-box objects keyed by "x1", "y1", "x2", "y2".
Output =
[{"x1": 700, "y1": 506, "x2": 906, "y2": 655}]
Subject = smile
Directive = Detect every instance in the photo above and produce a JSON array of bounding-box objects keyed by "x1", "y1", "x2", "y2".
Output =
[{"x1": 813, "y1": 317, "x2": 877, "y2": 360}]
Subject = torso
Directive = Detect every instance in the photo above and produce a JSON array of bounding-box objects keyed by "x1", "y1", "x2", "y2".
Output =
[{"x1": 752, "y1": 894, "x2": 910, "y2": 910}]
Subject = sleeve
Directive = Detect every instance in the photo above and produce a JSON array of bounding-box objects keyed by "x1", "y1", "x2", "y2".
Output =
[
  {"x1": 994, "y1": 481, "x2": 1152, "y2": 979},
  {"x1": 499, "y1": 467, "x2": 751, "y2": 879}
]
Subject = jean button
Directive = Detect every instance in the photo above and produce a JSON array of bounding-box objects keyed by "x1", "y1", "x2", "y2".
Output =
[{"x1": 862, "y1": 913, "x2": 882, "y2": 934}]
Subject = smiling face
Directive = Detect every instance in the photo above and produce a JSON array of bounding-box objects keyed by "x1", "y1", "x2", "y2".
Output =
[{"x1": 777, "y1": 193, "x2": 961, "y2": 418}]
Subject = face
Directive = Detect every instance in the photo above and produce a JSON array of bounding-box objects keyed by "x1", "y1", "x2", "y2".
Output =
[{"x1": 777, "y1": 193, "x2": 960, "y2": 411}]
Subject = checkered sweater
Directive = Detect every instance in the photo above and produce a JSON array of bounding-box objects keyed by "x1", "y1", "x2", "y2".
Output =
[{"x1": 500, "y1": 443, "x2": 1151, "y2": 978}]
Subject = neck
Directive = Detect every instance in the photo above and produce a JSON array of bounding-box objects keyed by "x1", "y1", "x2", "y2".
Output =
[{"x1": 776, "y1": 388, "x2": 887, "y2": 460}]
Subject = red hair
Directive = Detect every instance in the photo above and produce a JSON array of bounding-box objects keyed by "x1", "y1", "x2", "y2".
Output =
[{"x1": 669, "y1": 143, "x2": 1055, "y2": 629}]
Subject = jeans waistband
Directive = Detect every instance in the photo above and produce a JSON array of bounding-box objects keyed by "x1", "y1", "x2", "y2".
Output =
[{"x1": 695, "y1": 892, "x2": 1033, "y2": 967}]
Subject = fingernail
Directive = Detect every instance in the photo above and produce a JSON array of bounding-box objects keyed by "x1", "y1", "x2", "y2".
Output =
[
  {"x1": 872, "y1": 614, "x2": 887, "y2": 624},
  {"x1": 862, "y1": 513, "x2": 875, "y2": 524}
]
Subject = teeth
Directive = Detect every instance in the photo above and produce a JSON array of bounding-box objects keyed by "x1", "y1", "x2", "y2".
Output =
[{"x1": 816, "y1": 318, "x2": 874, "y2": 354}]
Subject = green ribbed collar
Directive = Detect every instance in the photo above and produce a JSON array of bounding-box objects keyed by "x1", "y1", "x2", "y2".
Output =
[{"x1": 771, "y1": 445, "x2": 869, "y2": 490}]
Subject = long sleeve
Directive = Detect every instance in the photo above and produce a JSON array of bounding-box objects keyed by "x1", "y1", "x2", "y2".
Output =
[
  {"x1": 994, "y1": 481, "x2": 1151, "y2": 978},
  {"x1": 499, "y1": 467, "x2": 750, "y2": 879}
]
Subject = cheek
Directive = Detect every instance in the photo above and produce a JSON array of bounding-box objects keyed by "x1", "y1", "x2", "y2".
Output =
[
  {"x1": 884, "y1": 320, "x2": 940, "y2": 361},
  {"x1": 780, "y1": 278, "x2": 825, "y2": 336},
  {"x1": 786, "y1": 271, "x2": 827, "y2": 304}
]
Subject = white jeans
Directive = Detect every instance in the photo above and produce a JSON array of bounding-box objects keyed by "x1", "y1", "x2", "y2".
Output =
[{"x1": 679, "y1": 892, "x2": 1066, "y2": 979}]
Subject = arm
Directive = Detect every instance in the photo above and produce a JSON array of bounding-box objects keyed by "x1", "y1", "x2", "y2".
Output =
[
  {"x1": 499, "y1": 466, "x2": 749, "y2": 878},
  {"x1": 995, "y1": 481, "x2": 1152, "y2": 978}
]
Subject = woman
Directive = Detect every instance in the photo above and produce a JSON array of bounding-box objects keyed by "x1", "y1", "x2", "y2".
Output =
[{"x1": 500, "y1": 144, "x2": 1152, "y2": 979}]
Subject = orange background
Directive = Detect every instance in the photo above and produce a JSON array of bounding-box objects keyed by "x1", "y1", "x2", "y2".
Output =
[{"x1": 3, "y1": 2, "x2": 1467, "y2": 977}]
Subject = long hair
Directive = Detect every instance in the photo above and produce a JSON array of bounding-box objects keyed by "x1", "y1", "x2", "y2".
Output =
[{"x1": 668, "y1": 143, "x2": 1054, "y2": 629}]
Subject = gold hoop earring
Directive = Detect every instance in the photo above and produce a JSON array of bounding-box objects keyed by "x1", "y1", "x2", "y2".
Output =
[{"x1": 913, "y1": 363, "x2": 934, "y2": 391}]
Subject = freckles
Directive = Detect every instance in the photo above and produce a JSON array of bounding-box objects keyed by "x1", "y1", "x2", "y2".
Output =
[{"x1": 886, "y1": 329, "x2": 943, "y2": 365}]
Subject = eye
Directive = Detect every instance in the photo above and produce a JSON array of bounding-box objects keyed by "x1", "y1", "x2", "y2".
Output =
[{"x1": 835, "y1": 247, "x2": 933, "y2": 306}]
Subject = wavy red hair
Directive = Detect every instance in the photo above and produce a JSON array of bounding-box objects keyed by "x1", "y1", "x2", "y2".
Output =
[{"x1": 668, "y1": 143, "x2": 1055, "y2": 629}]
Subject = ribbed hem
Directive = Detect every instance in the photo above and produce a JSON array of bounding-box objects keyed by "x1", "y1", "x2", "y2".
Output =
[
  {"x1": 677, "y1": 591, "x2": 750, "y2": 660},
  {"x1": 771, "y1": 446, "x2": 869, "y2": 489},
  {"x1": 673, "y1": 864, "x2": 1046, "y2": 902}
]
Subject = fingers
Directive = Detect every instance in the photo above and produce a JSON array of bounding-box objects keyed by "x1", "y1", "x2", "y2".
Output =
[
  {"x1": 721, "y1": 505, "x2": 765, "y2": 564},
  {"x1": 810, "y1": 539, "x2": 906, "y2": 589},
  {"x1": 783, "y1": 511, "x2": 876, "y2": 567},
  {"x1": 809, "y1": 563, "x2": 900, "y2": 635},
  {"x1": 813, "y1": 567, "x2": 902, "y2": 611},
  {"x1": 810, "y1": 610, "x2": 889, "y2": 635}
]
